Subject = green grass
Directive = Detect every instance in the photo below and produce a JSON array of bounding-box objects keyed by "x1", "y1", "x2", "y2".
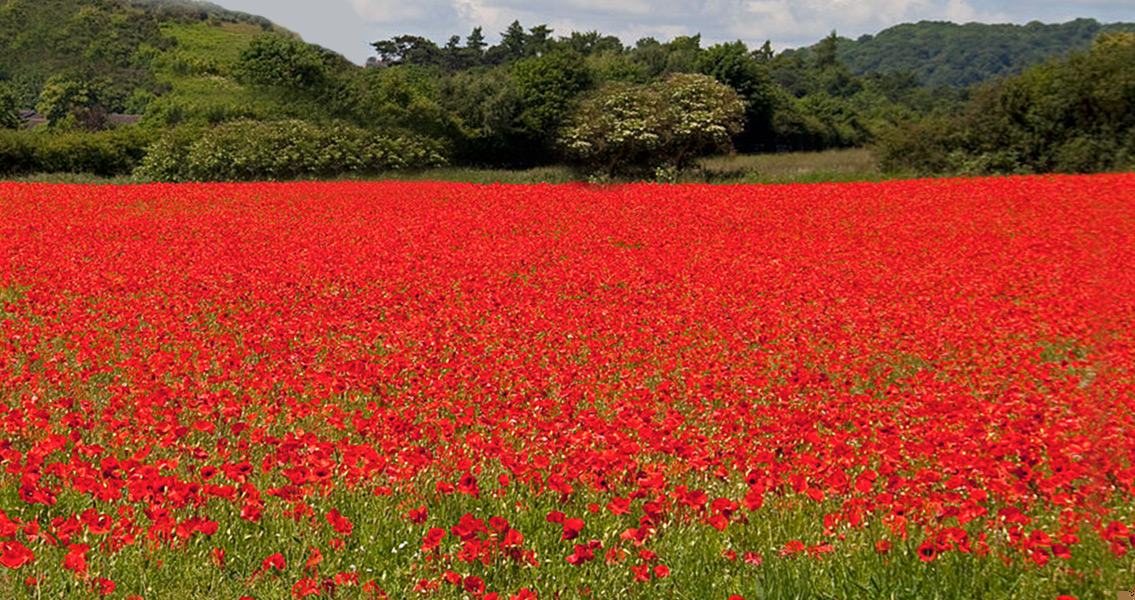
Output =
[
  {"x1": 159, "y1": 21, "x2": 270, "y2": 67},
  {"x1": 146, "y1": 21, "x2": 311, "y2": 123},
  {"x1": 0, "y1": 471, "x2": 1125, "y2": 599},
  {"x1": 695, "y1": 148, "x2": 899, "y2": 184},
  {"x1": 2, "y1": 149, "x2": 904, "y2": 186}
]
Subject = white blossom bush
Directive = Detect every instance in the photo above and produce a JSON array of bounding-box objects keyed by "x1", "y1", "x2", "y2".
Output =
[{"x1": 561, "y1": 73, "x2": 743, "y2": 178}]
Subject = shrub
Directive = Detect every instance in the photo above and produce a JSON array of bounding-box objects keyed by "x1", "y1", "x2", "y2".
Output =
[
  {"x1": 136, "y1": 119, "x2": 448, "y2": 182},
  {"x1": 0, "y1": 129, "x2": 36, "y2": 173},
  {"x1": 0, "y1": 127, "x2": 151, "y2": 176},
  {"x1": 560, "y1": 73, "x2": 743, "y2": 177},
  {"x1": 0, "y1": 81, "x2": 18, "y2": 130}
]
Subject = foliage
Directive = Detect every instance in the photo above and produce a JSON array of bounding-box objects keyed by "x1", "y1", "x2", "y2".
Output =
[
  {"x1": 876, "y1": 32, "x2": 1135, "y2": 175},
  {"x1": 135, "y1": 119, "x2": 447, "y2": 182},
  {"x1": 344, "y1": 66, "x2": 455, "y2": 140},
  {"x1": 511, "y1": 51, "x2": 592, "y2": 142},
  {"x1": 0, "y1": 0, "x2": 169, "y2": 109},
  {"x1": 35, "y1": 75, "x2": 111, "y2": 130},
  {"x1": 0, "y1": 126, "x2": 152, "y2": 175},
  {"x1": 438, "y1": 67, "x2": 526, "y2": 165},
  {"x1": 696, "y1": 41, "x2": 780, "y2": 150},
  {"x1": 802, "y1": 18, "x2": 1135, "y2": 88},
  {"x1": 561, "y1": 73, "x2": 742, "y2": 176},
  {"x1": 559, "y1": 82, "x2": 667, "y2": 176},
  {"x1": 235, "y1": 33, "x2": 328, "y2": 91},
  {"x1": 0, "y1": 81, "x2": 17, "y2": 129}
]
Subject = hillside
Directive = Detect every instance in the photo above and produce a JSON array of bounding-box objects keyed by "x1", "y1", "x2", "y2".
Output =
[
  {"x1": 0, "y1": 0, "x2": 314, "y2": 111},
  {"x1": 823, "y1": 19, "x2": 1135, "y2": 87}
]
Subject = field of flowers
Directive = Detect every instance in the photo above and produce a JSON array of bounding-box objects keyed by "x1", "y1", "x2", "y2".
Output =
[{"x1": 0, "y1": 175, "x2": 1132, "y2": 599}]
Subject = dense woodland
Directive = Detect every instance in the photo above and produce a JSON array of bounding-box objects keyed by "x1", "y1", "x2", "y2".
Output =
[{"x1": 0, "y1": 0, "x2": 1133, "y2": 180}]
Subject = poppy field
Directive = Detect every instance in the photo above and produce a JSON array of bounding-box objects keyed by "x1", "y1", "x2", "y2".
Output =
[{"x1": 0, "y1": 175, "x2": 1133, "y2": 599}]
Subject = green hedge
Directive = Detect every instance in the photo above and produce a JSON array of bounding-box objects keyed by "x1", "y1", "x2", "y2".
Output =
[
  {"x1": 0, "y1": 127, "x2": 152, "y2": 176},
  {"x1": 136, "y1": 119, "x2": 448, "y2": 182}
]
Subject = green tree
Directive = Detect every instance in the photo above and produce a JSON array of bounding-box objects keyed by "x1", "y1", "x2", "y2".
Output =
[
  {"x1": 493, "y1": 20, "x2": 528, "y2": 64},
  {"x1": 815, "y1": 30, "x2": 839, "y2": 70},
  {"x1": 663, "y1": 35, "x2": 702, "y2": 74},
  {"x1": 527, "y1": 25, "x2": 554, "y2": 56},
  {"x1": 0, "y1": 81, "x2": 19, "y2": 129},
  {"x1": 697, "y1": 41, "x2": 779, "y2": 150},
  {"x1": 371, "y1": 35, "x2": 443, "y2": 67},
  {"x1": 465, "y1": 27, "x2": 487, "y2": 54},
  {"x1": 36, "y1": 75, "x2": 107, "y2": 130},
  {"x1": 875, "y1": 31, "x2": 1135, "y2": 175},
  {"x1": 237, "y1": 33, "x2": 327, "y2": 91},
  {"x1": 439, "y1": 67, "x2": 524, "y2": 164},
  {"x1": 350, "y1": 66, "x2": 454, "y2": 139},
  {"x1": 511, "y1": 50, "x2": 592, "y2": 158}
]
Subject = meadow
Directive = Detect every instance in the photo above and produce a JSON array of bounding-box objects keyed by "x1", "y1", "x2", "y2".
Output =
[{"x1": 0, "y1": 175, "x2": 1132, "y2": 599}]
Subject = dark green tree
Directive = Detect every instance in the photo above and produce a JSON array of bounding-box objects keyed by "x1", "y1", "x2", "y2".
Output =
[
  {"x1": 527, "y1": 25, "x2": 554, "y2": 56},
  {"x1": 511, "y1": 50, "x2": 592, "y2": 160},
  {"x1": 815, "y1": 30, "x2": 839, "y2": 70},
  {"x1": 238, "y1": 33, "x2": 328, "y2": 90},
  {"x1": 36, "y1": 75, "x2": 108, "y2": 130},
  {"x1": 372, "y1": 35, "x2": 443, "y2": 67},
  {"x1": 0, "y1": 81, "x2": 19, "y2": 129},
  {"x1": 698, "y1": 41, "x2": 779, "y2": 150},
  {"x1": 493, "y1": 20, "x2": 528, "y2": 64}
]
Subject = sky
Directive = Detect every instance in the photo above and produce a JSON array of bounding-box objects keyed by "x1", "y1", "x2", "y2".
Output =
[{"x1": 213, "y1": 0, "x2": 1135, "y2": 64}]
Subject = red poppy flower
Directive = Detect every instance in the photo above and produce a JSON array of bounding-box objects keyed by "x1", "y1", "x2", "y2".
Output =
[{"x1": 0, "y1": 541, "x2": 33, "y2": 569}]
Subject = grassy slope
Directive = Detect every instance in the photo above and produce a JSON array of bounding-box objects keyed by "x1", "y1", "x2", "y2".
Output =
[{"x1": 149, "y1": 20, "x2": 311, "y2": 121}]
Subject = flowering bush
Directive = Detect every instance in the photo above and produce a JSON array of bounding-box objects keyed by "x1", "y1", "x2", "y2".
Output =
[
  {"x1": 0, "y1": 175, "x2": 1131, "y2": 598},
  {"x1": 561, "y1": 73, "x2": 743, "y2": 177}
]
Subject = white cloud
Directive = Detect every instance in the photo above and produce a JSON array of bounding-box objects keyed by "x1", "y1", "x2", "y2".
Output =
[
  {"x1": 351, "y1": 0, "x2": 1014, "y2": 48},
  {"x1": 942, "y1": 0, "x2": 978, "y2": 22},
  {"x1": 348, "y1": 0, "x2": 455, "y2": 23}
]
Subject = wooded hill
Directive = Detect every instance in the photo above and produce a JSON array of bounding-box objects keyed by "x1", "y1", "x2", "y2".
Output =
[
  {"x1": 0, "y1": 0, "x2": 283, "y2": 109},
  {"x1": 796, "y1": 19, "x2": 1135, "y2": 88}
]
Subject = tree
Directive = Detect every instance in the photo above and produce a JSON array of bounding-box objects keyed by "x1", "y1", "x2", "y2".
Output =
[
  {"x1": 463, "y1": 27, "x2": 487, "y2": 67},
  {"x1": 698, "y1": 41, "x2": 779, "y2": 150},
  {"x1": 527, "y1": 25, "x2": 553, "y2": 56},
  {"x1": 874, "y1": 31, "x2": 1135, "y2": 175},
  {"x1": 561, "y1": 73, "x2": 743, "y2": 176},
  {"x1": 439, "y1": 67, "x2": 524, "y2": 164},
  {"x1": 371, "y1": 35, "x2": 443, "y2": 67},
  {"x1": 350, "y1": 66, "x2": 454, "y2": 139},
  {"x1": 654, "y1": 73, "x2": 745, "y2": 168},
  {"x1": 36, "y1": 75, "x2": 107, "y2": 130},
  {"x1": 562, "y1": 31, "x2": 624, "y2": 56},
  {"x1": 495, "y1": 20, "x2": 527, "y2": 63},
  {"x1": 664, "y1": 35, "x2": 702, "y2": 74},
  {"x1": 815, "y1": 31, "x2": 839, "y2": 70},
  {"x1": 0, "y1": 81, "x2": 18, "y2": 129},
  {"x1": 238, "y1": 33, "x2": 328, "y2": 90},
  {"x1": 466, "y1": 27, "x2": 487, "y2": 54},
  {"x1": 560, "y1": 82, "x2": 666, "y2": 176},
  {"x1": 511, "y1": 50, "x2": 592, "y2": 153}
]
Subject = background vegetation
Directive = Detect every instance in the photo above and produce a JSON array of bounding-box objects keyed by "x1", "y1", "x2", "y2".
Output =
[{"x1": 0, "y1": 0, "x2": 1133, "y2": 182}]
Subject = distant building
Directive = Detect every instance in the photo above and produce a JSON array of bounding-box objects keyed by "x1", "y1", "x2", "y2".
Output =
[{"x1": 17, "y1": 110, "x2": 45, "y2": 130}]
